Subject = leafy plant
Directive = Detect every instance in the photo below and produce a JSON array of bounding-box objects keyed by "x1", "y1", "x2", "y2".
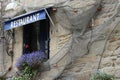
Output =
[
  {"x1": 11, "y1": 65, "x2": 36, "y2": 80},
  {"x1": 11, "y1": 51, "x2": 46, "y2": 80},
  {"x1": 11, "y1": 74, "x2": 30, "y2": 80},
  {"x1": 90, "y1": 72, "x2": 115, "y2": 80}
]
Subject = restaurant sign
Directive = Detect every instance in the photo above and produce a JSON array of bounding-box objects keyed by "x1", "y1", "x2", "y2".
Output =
[{"x1": 4, "y1": 9, "x2": 46, "y2": 31}]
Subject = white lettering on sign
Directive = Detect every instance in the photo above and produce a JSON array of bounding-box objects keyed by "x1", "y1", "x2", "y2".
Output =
[{"x1": 10, "y1": 13, "x2": 40, "y2": 28}]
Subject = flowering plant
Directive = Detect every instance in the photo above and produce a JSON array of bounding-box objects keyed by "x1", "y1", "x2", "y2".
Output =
[{"x1": 16, "y1": 51, "x2": 46, "y2": 70}]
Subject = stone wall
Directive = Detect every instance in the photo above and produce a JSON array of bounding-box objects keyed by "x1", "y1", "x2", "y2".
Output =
[
  {"x1": 12, "y1": 27, "x2": 23, "y2": 71},
  {"x1": 3, "y1": 0, "x2": 102, "y2": 79},
  {"x1": 1, "y1": 27, "x2": 23, "y2": 76},
  {"x1": 0, "y1": 0, "x2": 11, "y2": 75}
]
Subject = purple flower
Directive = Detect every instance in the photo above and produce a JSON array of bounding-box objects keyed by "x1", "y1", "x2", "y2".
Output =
[
  {"x1": 16, "y1": 54, "x2": 27, "y2": 70},
  {"x1": 16, "y1": 51, "x2": 47, "y2": 69},
  {"x1": 38, "y1": 51, "x2": 47, "y2": 59}
]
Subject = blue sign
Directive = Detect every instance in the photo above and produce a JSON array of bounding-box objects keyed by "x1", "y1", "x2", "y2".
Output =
[{"x1": 4, "y1": 9, "x2": 46, "y2": 31}]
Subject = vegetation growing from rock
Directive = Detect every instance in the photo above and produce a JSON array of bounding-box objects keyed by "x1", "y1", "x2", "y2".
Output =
[
  {"x1": 10, "y1": 51, "x2": 46, "y2": 80},
  {"x1": 90, "y1": 71, "x2": 115, "y2": 80},
  {"x1": 10, "y1": 65, "x2": 37, "y2": 80}
]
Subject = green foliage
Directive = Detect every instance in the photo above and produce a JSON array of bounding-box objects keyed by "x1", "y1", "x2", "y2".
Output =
[
  {"x1": 90, "y1": 72, "x2": 115, "y2": 80},
  {"x1": 23, "y1": 65, "x2": 32, "y2": 75},
  {"x1": 10, "y1": 74, "x2": 31, "y2": 80},
  {"x1": 10, "y1": 65, "x2": 37, "y2": 80}
]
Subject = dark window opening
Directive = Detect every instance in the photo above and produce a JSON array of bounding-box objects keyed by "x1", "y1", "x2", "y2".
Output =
[{"x1": 23, "y1": 18, "x2": 50, "y2": 59}]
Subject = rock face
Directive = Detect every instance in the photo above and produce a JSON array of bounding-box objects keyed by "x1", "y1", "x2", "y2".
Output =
[
  {"x1": 3, "y1": 0, "x2": 101, "y2": 79},
  {"x1": 100, "y1": 23, "x2": 120, "y2": 79},
  {"x1": 58, "y1": 0, "x2": 120, "y2": 80},
  {"x1": 39, "y1": 0, "x2": 101, "y2": 79},
  {"x1": 3, "y1": 0, "x2": 120, "y2": 80}
]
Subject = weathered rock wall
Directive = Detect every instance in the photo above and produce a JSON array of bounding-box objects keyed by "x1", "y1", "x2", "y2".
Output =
[
  {"x1": 3, "y1": 0, "x2": 105, "y2": 79},
  {"x1": 0, "y1": 0, "x2": 11, "y2": 75},
  {"x1": 57, "y1": 0, "x2": 120, "y2": 79},
  {"x1": 40, "y1": 0, "x2": 101, "y2": 80}
]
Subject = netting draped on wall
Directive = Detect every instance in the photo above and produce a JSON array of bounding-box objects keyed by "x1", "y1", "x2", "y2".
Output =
[
  {"x1": 3, "y1": 0, "x2": 120, "y2": 79},
  {"x1": 49, "y1": 0, "x2": 101, "y2": 59}
]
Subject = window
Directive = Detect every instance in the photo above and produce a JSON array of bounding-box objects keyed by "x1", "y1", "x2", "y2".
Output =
[{"x1": 23, "y1": 18, "x2": 50, "y2": 59}]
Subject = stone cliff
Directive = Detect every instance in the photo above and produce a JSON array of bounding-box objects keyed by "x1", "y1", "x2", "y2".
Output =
[{"x1": 3, "y1": 0, "x2": 120, "y2": 80}]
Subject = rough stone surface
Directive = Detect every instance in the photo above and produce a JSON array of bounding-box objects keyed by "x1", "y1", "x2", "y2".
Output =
[
  {"x1": 3, "y1": 0, "x2": 120, "y2": 80},
  {"x1": 58, "y1": 0, "x2": 120, "y2": 79}
]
